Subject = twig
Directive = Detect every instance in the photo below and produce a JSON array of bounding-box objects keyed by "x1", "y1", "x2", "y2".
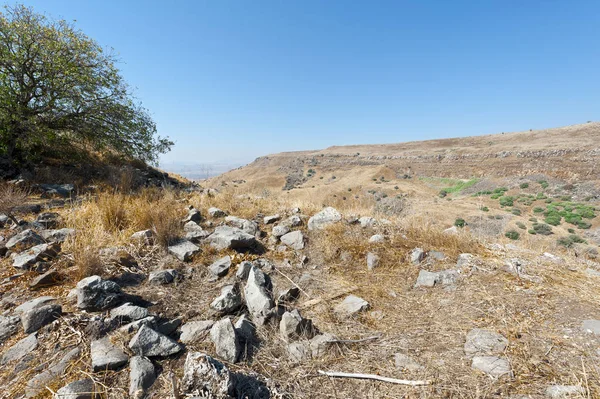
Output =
[
  {"x1": 170, "y1": 371, "x2": 181, "y2": 399},
  {"x1": 300, "y1": 286, "x2": 357, "y2": 309},
  {"x1": 326, "y1": 335, "x2": 381, "y2": 344},
  {"x1": 318, "y1": 370, "x2": 431, "y2": 386}
]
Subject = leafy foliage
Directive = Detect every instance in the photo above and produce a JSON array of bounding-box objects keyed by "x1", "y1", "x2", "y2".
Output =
[
  {"x1": 505, "y1": 230, "x2": 520, "y2": 240},
  {"x1": 0, "y1": 5, "x2": 172, "y2": 165}
]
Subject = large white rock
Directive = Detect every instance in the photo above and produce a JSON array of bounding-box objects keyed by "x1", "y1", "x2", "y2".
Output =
[{"x1": 308, "y1": 207, "x2": 341, "y2": 230}]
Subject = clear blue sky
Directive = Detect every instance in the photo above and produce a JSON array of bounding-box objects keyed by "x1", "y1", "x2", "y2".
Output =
[{"x1": 9, "y1": 0, "x2": 600, "y2": 167}]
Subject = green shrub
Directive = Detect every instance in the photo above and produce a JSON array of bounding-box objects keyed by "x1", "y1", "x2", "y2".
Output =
[
  {"x1": 528, "y1": 229, "x2": 536, "y2": 235},
  {"x1": 545, "y1": 199, "x2": 553, "y2": 204},
  {"x1": 511, "y1": 208, "x2": 521, "y2": 216},
  {"x1": 532, "y1": 223, "x2": 553, "y2": 235},
  {"x1": 529, "y1": 217, "x2": 538, "y2": 222},
  {"x1": 568, "y1": 228, "x2": 575, "y2": 234},
  {"x1": 557, "y1": 234, "x2": 586, "y2": 248},
  {"x1": 480, "y1": 206, "x2": 489, "y2": 212},
  {"x1": 499, "y1": 196, "x2": 514, "y2": 207},
  {"x1": 544, "y1": 211, "x2": 562, "y2": 226},
  {"x1": 563, "y1": 212, "x2": 582, "y2": 225},
  {"x1": 533, "y1": 207, "x2": 544, "y2": 213},
  {"x1": 538, "y1": 180, "x2": 549, "y2": 189},
  {"x1": 516, "y1": 222, "x2": 526, "y2": 230},
  {"x1": 454, "y1": 218, "x2": 466, "y2": 228},
  {"x1": 505, "y1": 230, "x2": 520, "y2": 240},
  {"x1": 439, "y1": 190, "x2": 448, "y2": 198},
  {"x1": 493, "y1": 187, "x2": 508, "y2": 194},
  {"x1": 520, "y1": 182, "x2": 529, "y2": 189},
  {"x1": 577, "y1": 220, "x2": 592, "y2": 229}
]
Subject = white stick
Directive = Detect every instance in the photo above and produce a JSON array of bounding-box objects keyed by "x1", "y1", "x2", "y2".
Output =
[
  {"x1": 326, "y1": 335, "x2": 381, "y2": 344},
  {"x1": 318, "y1": 370, "x2": 431, "y2": 386}
]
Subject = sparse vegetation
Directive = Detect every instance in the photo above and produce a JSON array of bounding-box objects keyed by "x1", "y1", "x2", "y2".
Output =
[
  {"x1": 520, "y1": 182, "x2": 529, "y2": 189},
  {"x1": 505, "y1": 230, "x2": 520, "y2": 240}
]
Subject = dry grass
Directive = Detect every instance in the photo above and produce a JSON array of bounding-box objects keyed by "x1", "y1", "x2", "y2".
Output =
[{"x1": 0, "y1": 182, "x2": 29, "y2": 224}]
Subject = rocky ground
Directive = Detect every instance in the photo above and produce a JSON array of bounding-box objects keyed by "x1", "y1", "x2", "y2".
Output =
[{"x1": 1, "y1": 180, "x2": 600, "y2": 399}]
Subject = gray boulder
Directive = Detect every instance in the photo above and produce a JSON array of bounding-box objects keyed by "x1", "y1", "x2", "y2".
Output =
[
  {"x1": 0, "y1": 315, "x2": 20, "y2": 344},
  {"x1": 184, "y1": 208, "x2": 202, "y2": 223},
  {"x1": 206, "y1": 226, "x2": 261, "y2": 252},
  {"x1": 367, "y1": 252, "x2": 380, "y2": 271},
  {"x1": 235, "y1": 315, "x2": 257, "y2": 360},
  {"x1": 334, "y1": 295, "x2": 369, "y2": 317},
  {"x1": 280, "y1": 230, "x2": 305, "y2": 250},
  {"x1": 264, "y1": 214, "x2": 281, "y2": 224},
  {"x1": 210, "y1": 318, "x2": 241, "y2": 363},
  {"x1": 414, "y1": 269, "x2": 459, "y2": 288},
  {"x1": 129, "y1": 325, "x2": 182, "y2": 357},
  {"x1": 91, "y1": 337, "x2": 129, "y2": 372},
  {"x1": 29, "y1": 269, "x2": 62, "y2": 290},
  {"x1": 236, "y1": 261, "x2": 253, "y2": 280},
  {"x1": 181, "y1": 352, "x2": 234, "y2": 396},
  {"x1": 208, "y1": 207, "x2": 227, "y2": 218},
  {"x1": 129, "y1": 356, "x2": 156, "y2": 399},
  {"x1": 280, "y1": 309, "x2": 316, "y2": 341},
  {"x1": 225, "y1": 216, "x2": 259, "y2": 235},
  {"x1": 277, "y1": 287, "x2": 301, "y2": 303},
  {"x1": 471, "y1": 356, "x2": 511, "y2": 377},
  {"x1": 55, "y1": 378, "x2": 95, "y2": 399},
  {"x1": 209, "y1": 256, "x2": 232, "y2": 278},
  {"x1": 76, "y1": 275, "x2": 122, "y2": 311},
  {"x1": 545, "y1": 385, "x2": 585, "y2": 398},
  {"x1": 281, "y1": 215, "x2": 302, "y2": 227},
  {"x1": 368, "y1": 234, "x2": 385, "y2": 244},
  {"x1": 40, "y1": 228, "x2": 75, "y2": 243},
  {"x1": 39, "y1": 183, "x2": 74, "y2": 198},
  {"x1": 410, "y1": 248, "x2": 425, "y2": 265},
  {"x1": 1, "y1": 333, "x2": 37, "y2": 364},
  {"x1": 131, "y1": 229, "x2": 154, "y2": 244},
  {"x1": 457, "y1": 253, "x2": 474, "y2": 268},
  {"x1": 15, "y1": 296, "x2": 55, "y2": 314},
  {"x1": 22, "y1": 304, "x2": 61, "y2": 333},
  {"x1": 308, "y1": 207, "x2": 342, "y2": 230},
  {"x1": 109, "y1": 303, "x2": 149, "y2": 324},
  {"x1": 148, "y1": 269, "x2": 180, "y2": 285},
  {"x1": 180, "y1": 320, "x2": 214, "y2": 344},
  {"x1": 12, "y1": 243, "x2": 60, "y2": 269},
  {"x1": 35, "y1": 212, "x2": 60, "y2": 229},
  {"x1": 464, "y1": 328, "x2": 508, "y2": 357},
  {"x1": 272, "y1": 225, "x2": 290, "y2": 238},
  {"x1": 5, "y1": 229, "x2": 45, "y2": 252},
  {"x1": 211, "y1": 285, "x2": 242, "y2": 314},
  {"x1": 119, "y1": 317, "x2": 158, "y2": 334},
  {"x1": 244, "y1": 266, "x2": 274, "y2": 325},
  {"x1": 168, "y1": 240, "x2": 200, "y2": 262},
  {"x1": 359, "y1": 216, "x2": 376, "y2": 228}
]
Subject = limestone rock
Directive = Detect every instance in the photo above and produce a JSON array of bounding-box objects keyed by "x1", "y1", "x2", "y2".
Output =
[
  {"x1": 168, "y1": 240, "x2": 200, "y2": 262},
  {"x1": 12, "y1": 243, "x2": 60, "y2": 269},
  {"x1": 91, "y1": 337, "x2": 129, "y2": 372},
  {"x1": 236, "y1": 261, "x2": 253, "y2": 280},
  {"x1": 367, "y1": 252, "x2": 380, "y2": 271},
  {"x1": 210, "y1": 285, "x2": 242, "y2": 314},
  {"x1": 280, "y1": 230, "x2": 305, "y2": 250},
  {"x1": 244, "y1": 266, "x2": 274, "y2": 325},
  {"x1": 129, "y1": 356, "x2": 156, "y2": 399},
  {"x1": 0, "y1": 315, "x2": 20, "y2": 344},
  {"x1": 225, "y1": 216, "x2": 259, "y2": 235},
  {"x1": 76, "y1": 276, "x2": 122, "y2": 311},
  {"x1": 55, "y1": 378, "x2": 95, "y2": 399},
  {"x1": 208, "y1": 207, "x2": 227, "y2": 218},
  {"x1": 148, "y1": 269, "x2": 180, "y2": 285},
  {"x1": 368, "y1": 234, "x2": 385, "y2": 244},
  {"x1": 15, "y1": 296, "x2": 55, "y2": 314},
  {"x1": 209, "y1": 256, "x2": 231, "y2": 278},
  {"x1": 264, "y1": 214, "x2": 281, "y2": 224},
  {"x1": 1, "y1": 333, "x2": 37, "y2": 364},
  {"x1": 471, "y1": 356, "x2": 511, "y2": 377},
  {"x1": 29, "y1": 269, "x2": 62, "y2": 290},
  {"x1": 129, "y1": 325, "x2": 182, "y2": 357},
  {"x1": 22, "y1": 304, "x2": 61, "y2": 333},
  {"x1": 272, "y1": 225, "x2": 290, "y2": 238},
  {"x1": 206, "y1": 226, "x2": 261, "y2": 252},
  {"x1": 334, "y1": 295, "x2": 369, "y2": 317},
  {"x1": 210, "y1": 318, "x2": 241, "y2": 363},
  {"x1": 110, "y1": 303, "x2": 149, "y2": 324},
  {"x1": 410, "y1": 248, "x2": 425, "y2": 265},
  {"x1": 5, "y1": 229, "x2": 45, "y2": 252},
  {"x1": 280, "y1": 309, "x2": 316, "y2": 341},
  {"x1": 308, "y1": 207, "x2": 342, "y2": 230},
  {"x1": 180, "y1": 320, "x2": 214, "y2": 344},
  {"x1": 464, "y1": 328, "x2": 508, "y2": 357}
]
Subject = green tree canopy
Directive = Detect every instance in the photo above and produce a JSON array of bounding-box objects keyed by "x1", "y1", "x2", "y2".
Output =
[{"x1": 0, "y1": 4, "x2": 172, "y2": 166}]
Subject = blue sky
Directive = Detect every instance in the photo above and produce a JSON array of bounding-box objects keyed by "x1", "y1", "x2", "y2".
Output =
[{"x1": 9, "y1": 1, "x2": 600, "y2": 168}]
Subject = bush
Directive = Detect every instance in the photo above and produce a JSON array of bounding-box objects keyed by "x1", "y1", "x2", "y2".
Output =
[
  {"x1": 533, "y1": 207, "x2": 544, "y2": 213},
  {"x1": 454, "y1": 218, "x2": 466, "y2": 228},
  {"x1": 480, "y1": 206, "x2": 489, "y2": 212},
  {"x1": 505, "y1": 230, "x2": 520, "y2": 240},
  {"x1": 577, "y1": 220, "x2": 592, "y2": 229},
  {"x1": 520, "y1": 183, "x2": 529, "y2": 189},
  {"x1": 511, "y1": 208, "x2": 521, "y2": 216},
  {"x1": 439, "y1": 190, "x2": 448, "y2": 198},
  {"x1": 563, "y1": 212, "x2": 582, "y2": 225},
  {"x1": 499, "y1": 196, "x2": 514, "y2": 207},
  {"x1": 557, "y1": 235, "x2": 586, "y2": 248},
  {"x1": 528, "y1": 229, "x2": 536, "y2": 235},
  {"x1": 568, "y1": 228, "x2": 575, "y2": 234},
  {"x1": 532, "y1": 223, "x2": 553, "y2": 235},
  {"x1": 516, "y1": 222, "x2": 526, "y2": 230},
  {"x1": 544, "y1": 210, "x2": 562, "y2": 226},
  {"x1": 529, "y1": 217, "x2": 538, "y2": 222},
  {"x1": 0, "y1": 183, "x2": 28, "y2": 225},
  {"x1": 538, "y1": 180, "x2": 549, "y2": 189}
]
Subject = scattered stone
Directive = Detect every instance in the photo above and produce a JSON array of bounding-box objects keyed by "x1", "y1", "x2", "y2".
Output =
[
  {"x1": 0, "y1": 315, "x2": 20, "y2": 344},
  {"x1": 35, "y1": 212, "x2": 60, "y2": 229},
  {"x1": 91, "y1": 337, "x2": 129, "y2": 372},
  {"x1": 277, "y1": 286, "x2": 301, "y2": 303},
  {"x1": 129, "y1": 356, "x2": 156, "y2": 399},
  {"x1": 236, "y1": 261, "x2": 253, "y2": 280},
  {"x1": 581, "y1": 319, "x2": 600, "y2": 335},
  {"x1": 394, "y1": 353, "x2": 424, "y2": 372},
  {"x1": 207, "y1": 226, "x2": 261, "y2": 252},
  {"x1": 29, "y1": 269, "x2": 62, "y2": 289},
  {"x1": 38, "y1": 183, "x2": 74, "y2": 198},
  {"x1": 444, "y1": 226, "x2": 459, "y2": 235},
  {"x1": 208, "y1": 207, "x2": 227, "y2": 218},
  {"x1": 119, "y1": 316, "x2": 157, "y2": 334},
  {"x1": 131, "y1": 229, "x2": 154, "y2": 244},
  {"x1": 15, "y1": 296, "x2": 55, "y2": 314},
  {"x1": 471, "y1": 356, "x2": 511, "y2": 377},
  {"x1": 181, "y1": 352, "x2": 234, "y2": 396},
  {"x1": 168, "y1": 240, "x2": 200, "y2": 262},
  {"x1": 148, "y1": 269, "x2": 180, "y2": 285},
  {"x1": 464, "y1": 328, "x2": 508, "y2": 357},
  {"x1": 184, "y1": 208, "x2": 202, "y2": 223},
  {"x1": 264, "y1": 214, "x2": 281, "y2": 224},
  {"x1": 129, "y1": 325, "x2": 182, "y2": 357},
  {"x1": 209, "y1": 256, "x2": 232, "y2": 278},
  {"x1": 12, "y1": 243, "x2": 60, "y2": 269},
  {"x1": 5, "y1": 229, "x2": 45, "y2": 252},
  {"x1": 180, "y1": 320, "x2": 214, "y2": 344},
  {"x1": 156, "y1": 317, "x2": 182, "y2": 336},
  {"x1": 544, "y1": 385, "x2": 585, "y2": 398},
  {"x1": 308, "y1": 207, "x2": 342, "y2": 230},
  {"x1": 25, "y1": 347, "x2": 81, "y2": 397},
  {"x1": 183, "y1": 220, "x2": 203, "y2": 232},
  {"x1": 22, "y1": 304, "x2": 61, "y2": 333},
  {"x1": 457, "y1": 253, "x2": 474, "y2": 268},
  {"x1": 55, "y1": 378, "x2": 95, "y2": 399},
  {"x1": 368, "y1": 234, "x2": 385, "y2": 244},
  {"x1": 110, "y1": 303, "x2": 149, "y2": 324},
  {"x1": 367, "y1": 252, "x2": 380, "y2": 271},
  {"x1": 429, "y1": 250, "x2": 446, "y2": 260},
  {"x1": 272, "y1": 225, "x2": 290, "y2": 238},
  {"x1": 244, "y1": 266, "x2": 274, "y2": 325},
  {"x1": 282, "y1": 215, "x2": 302, "y2": 227},
  {"x1": 225, "y1": 216, "x2": 259, "y2": 235},
  {"x1": 359, "y1": 216, "x2": 376, "y2": 228},
  {"x1": 280, "y1": 230, "x2": 305, "y2": 250},
  {"x1": 414, "y1": 270, "x2": 438, "y2": 288},
  {"x1": 76, "y1": 275, "x2": 122, "y2": 311},
  {"x1": 280, "y1": 309, "x2": 316, "y2": 341},
  {"x1": 1, "y1": 333, "x2": 37, "y2": 364},
  {"x1": 334, "y1": 295, "x2": 369, "y2": 317},
  {"x1": 210, "y1": 318, "x2": 241, "y2": 363},
  {"x1": 235, "y1": 315, "x2": 257, "y2": 360},
  {"x1": 309, "y1": 332, "x2": 335, "y2": 357},
  {"x1": 542, "y1": 252, "x2": 564, "y2": 264},
  {"x1": 210, "y1": 285, "x2": 243, "y2": 314},
  {"x1": 410, "y1": 248, "x2": 425, "y2": 265}
]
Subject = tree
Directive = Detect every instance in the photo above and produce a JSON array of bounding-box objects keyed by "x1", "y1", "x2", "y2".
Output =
[{"x1": 0, "y1": 5, "x2": 172, "y2": 166}]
